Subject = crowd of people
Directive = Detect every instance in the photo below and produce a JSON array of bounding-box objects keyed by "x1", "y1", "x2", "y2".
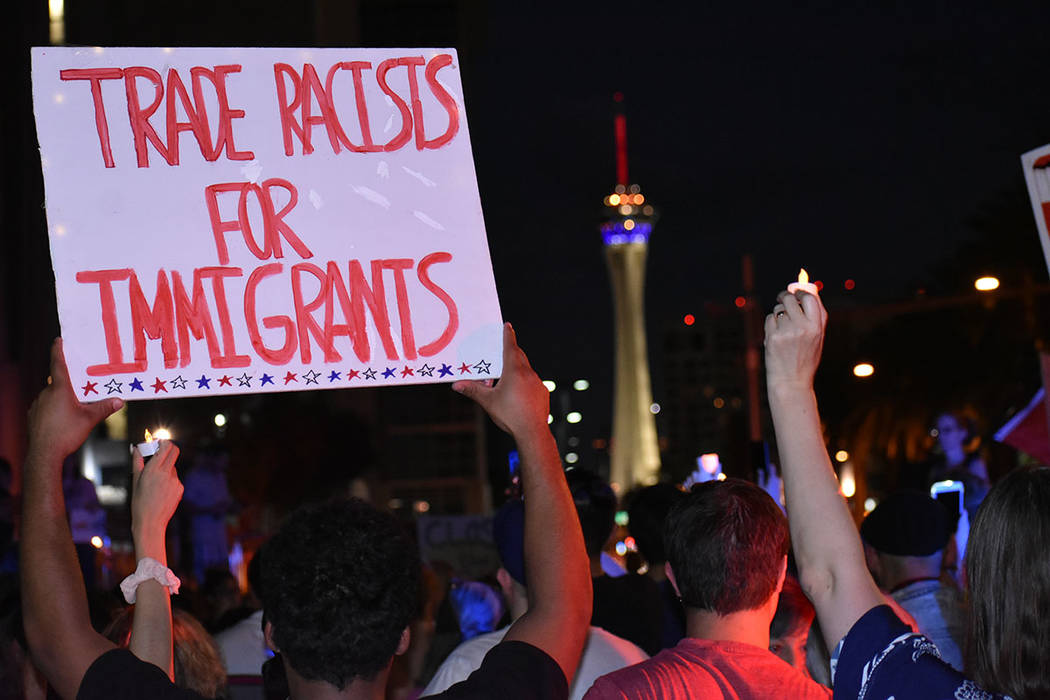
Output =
[{"x1": 5, "y1": 290, "x2": 1050, "y2": 699}]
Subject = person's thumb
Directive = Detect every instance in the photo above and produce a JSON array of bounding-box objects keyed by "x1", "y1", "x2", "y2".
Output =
[
  {"x1": 85, "y1": 397, "x2": 124, "y2": 426},
  {"x1": 452, "y1": 380, "x2": 493, "y2": 408}
]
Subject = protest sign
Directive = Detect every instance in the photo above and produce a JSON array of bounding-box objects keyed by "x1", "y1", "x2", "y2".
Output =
[
  {"x1": 416, "y1": 514, "x2": 499, "y2": 579},
  {"x1": 1021, "y1": 144, "x2": 1050, "y2": 279},
  {"x1": 31, "y1": 47, "x2": 503, "y2": 401}
]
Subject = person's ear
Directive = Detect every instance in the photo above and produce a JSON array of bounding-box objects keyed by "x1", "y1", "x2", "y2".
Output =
[
  {"x1": 395, "y1": 626, "x2": 411, "y2": 656},
  {"x1": 264, "y1": 620, "x2": 279, "y2": 652},
  {"x1": 665, "y1": 562, "x2": 681, "y2": 597},
  {"x1": 775, "y1": 556, "x2": 787, "y2": 595}
]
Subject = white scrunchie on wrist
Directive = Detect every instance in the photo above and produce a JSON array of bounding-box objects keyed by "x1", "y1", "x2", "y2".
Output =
[{"x1": 119, "y1": 557, "x2": 181, "y2": 604}]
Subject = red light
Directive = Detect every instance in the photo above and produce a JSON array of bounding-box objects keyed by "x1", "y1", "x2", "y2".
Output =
[
  {"x1": 734, "y1": 296, "x2": 746, "y2": 308},
  {"x1": 844, "y1": 279, "x2": 855, "y2": 290},
  {"x1": 683, "y1": 314, "x2": 695, "y2": 326},
  {"x1": 814, "y1": 280, "x2": 824, "y2": 291}
]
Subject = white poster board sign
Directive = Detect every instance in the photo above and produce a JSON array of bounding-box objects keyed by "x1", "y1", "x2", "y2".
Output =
[
  {"x1": 31, "y1": 47, "x2": 502, "y2": 401},
  {"x1": 1021, "y1": 144, "x2": 1050, "y2": 280}
]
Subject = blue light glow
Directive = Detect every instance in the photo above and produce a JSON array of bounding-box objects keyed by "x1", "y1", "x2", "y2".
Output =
[{"x1": 601, "y1": 221, "x2": 652, "y2": 246}]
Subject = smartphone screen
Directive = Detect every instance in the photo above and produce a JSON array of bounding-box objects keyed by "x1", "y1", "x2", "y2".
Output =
[
  {"x1": 934, "y1": 489, "x2": 961, "y2": 518},
  {"x1": 931, "y1": 480, "x2": 964, "y2": 519}
]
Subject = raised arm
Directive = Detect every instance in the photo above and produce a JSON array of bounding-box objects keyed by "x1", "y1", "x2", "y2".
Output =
[
  {"x1": 763, "y1": 291, "x2": 883, "y2": 651},
  {"x1": 453, "y1": 324, "x2": 591, "y2": 682},
  {"x1": 21, "y1": 340, "x2": 121, "y2": 699},
  {"x1": 128, "y1": 441, "x2": 184, "y2": 679}
]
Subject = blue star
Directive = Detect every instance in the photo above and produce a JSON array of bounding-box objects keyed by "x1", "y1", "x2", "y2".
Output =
[
  {"x1": 260, "y1": 373, "x2": 274, "y2": 386},
  {"x1": 328, "y1": 370, "x2": 341, "y2": 382},
  {"x1": 438, "y1": 363, "x2": 453, "y2": 378},
  {"x1": 363, "y1": 368, "x2": 378, "y2": 380},
  {"x1": 304, "y1": 370, "x2": 321, "y2": 385},
  {"x1": 171, "y1": 375, "x2": 188, "y2": 390},
  {"x1": 129, "y1": 378, "x2": 144, "y2": 392},
  {"x1": 104, "y1": 378, "x2": 123, "y2": 394},
  {"x1": 196, "y1": 375, "x2": 211, "y2": 389},
  {"x1": 382, "y1": 367, "x2": 396, "y2": 379},
  {"x1": 473, "y1": 360, "x2": 492, "y2": 374},
  {"x1": 237, "y1": 373, "x2": 253, "y2": 387},
  {"x1": 418, "y1": 364, "x2": 435, "y2": 377}
]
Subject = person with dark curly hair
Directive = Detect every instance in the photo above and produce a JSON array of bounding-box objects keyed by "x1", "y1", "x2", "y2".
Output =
[
  {"x1": 257, "y1": 498, "x2": 422, "y2": 694},
  {"x1": 22, "y1": 325, "x2": 592, "y2": 700}
]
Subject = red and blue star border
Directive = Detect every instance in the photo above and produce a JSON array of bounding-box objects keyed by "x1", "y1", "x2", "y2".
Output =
[{"x1": 80, "y1": 359, "x2": 492, "y2": 397}]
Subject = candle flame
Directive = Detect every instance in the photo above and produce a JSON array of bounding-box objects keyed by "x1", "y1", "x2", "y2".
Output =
[
  {"x1": 798, "y1": 268, "x2": 809, "y2": 284},
  {"x1": 144, "y1": 429, "x2": 153, "y2": 443}
]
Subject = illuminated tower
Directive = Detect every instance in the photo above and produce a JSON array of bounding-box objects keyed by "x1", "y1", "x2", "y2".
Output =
[{"x1": 602, "y1": 97, "x2": 661, "y2": 489}]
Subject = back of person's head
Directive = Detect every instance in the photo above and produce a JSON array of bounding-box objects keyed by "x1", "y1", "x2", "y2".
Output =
[
  {"x1": 859, "y1": 490, "x2": 951, "y2": 557},
  {"x1": 966, "y1": 466, "x2": 1050, "y2": 698},
  {"x1": 259, "y1": 499, "x2": 421, "y2": 690},
  {"x1": 104, "y1": 607, "x2": 227, "y2": 698},
  {"x1": 566, "y1": 468, "x2": 617, "y2": 558},
  {"x1": 664, "y1": 478, "x2": 789, "y2": 615},
  {"x1": 626, "y1": 483, "x2": 686, "y2": 568},
  {"x1": 447, "y1": 580, "x2": 505, "y2": 640},
  {"x1": 769, "y1": 574, "x2": 815, "y2": 673}
]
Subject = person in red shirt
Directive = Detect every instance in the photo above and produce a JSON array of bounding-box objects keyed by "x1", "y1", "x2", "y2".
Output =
[{"x1": 584, "y1": 479, "x2": 830, "y2": 699}]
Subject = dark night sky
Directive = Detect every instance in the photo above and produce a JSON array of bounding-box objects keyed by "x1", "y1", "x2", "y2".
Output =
[
  {"x1": 464, "y1": 2, "x2": 1050, "y2": 417},
  {"x1": 5, "y1": 1, "x2": 1050, "y2": 444}
]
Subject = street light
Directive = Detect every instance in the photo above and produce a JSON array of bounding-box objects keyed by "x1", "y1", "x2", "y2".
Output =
[{"x1": 975, "y1": 276, "x2": 1000, "y2": 292}]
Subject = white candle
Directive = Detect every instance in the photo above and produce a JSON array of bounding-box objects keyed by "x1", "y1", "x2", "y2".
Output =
[
  {"x1": 787, "y1": 268, "x2": 820, "y2": 296},
  {"x1": 136, "y1": 429, "x2": 159, "y2": 457}
]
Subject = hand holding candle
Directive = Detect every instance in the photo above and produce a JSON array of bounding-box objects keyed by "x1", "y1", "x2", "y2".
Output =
[{"x1": 787, "y1": 268, "x2": 820, "y2": 296}]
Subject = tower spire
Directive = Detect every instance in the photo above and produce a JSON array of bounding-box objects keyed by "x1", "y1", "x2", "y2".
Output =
[{"x1": 614, "y1": 92, "x2": 628, "y2": 187}]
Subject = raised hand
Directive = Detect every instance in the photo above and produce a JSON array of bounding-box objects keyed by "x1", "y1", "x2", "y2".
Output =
[
  {"x1": 131, "y1": 441, "x2": 183, "y2": 550},
  {"x1": 763, "y1": 290, "x2": 827, "y2": 391},
  {"x1": 27, "y1": 339, "x2": 123, "y2": 463},
  {"x1": 452, "y1": 323, "x2": 549, "y2": 439}
]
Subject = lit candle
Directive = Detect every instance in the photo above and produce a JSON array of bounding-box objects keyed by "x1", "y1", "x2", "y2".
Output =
[
  {"x1": 136, "y1": 429, "x2": 159, "y2": 457},
  {"x1": 787, "y1": 268, "x2": 820, "y2": 296}
]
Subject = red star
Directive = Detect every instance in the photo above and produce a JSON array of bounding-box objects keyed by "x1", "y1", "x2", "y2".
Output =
[
  {"x1": 217, "y1": 375, "x2": 232, "y2": 387},
  {"x1": 151, "y1": 377, "x2": 168, "y2": 393},
  {"x1": 346, "y1": 369, "x2": 359, "y2": 380},
  {"x1": 401, "y1": 366, "x2": 414, "y2": 377},
  {"x1": 82, "y1": 381, "x2": 98, "y2": 396},
  {"x1": 458, "y1": 363, "x2": 472, "y2": 374},
  {"x1": 284, "y1": 371, "x2": 298, "y2": 384}
]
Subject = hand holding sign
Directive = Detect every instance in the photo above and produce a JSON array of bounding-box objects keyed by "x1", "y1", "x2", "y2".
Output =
[
  {"x1": 27, "y1": 339, "x2": 124, "y2": 464},
  {"x1": 454, "y1": 324, "x2": 550, "y2": 442}
]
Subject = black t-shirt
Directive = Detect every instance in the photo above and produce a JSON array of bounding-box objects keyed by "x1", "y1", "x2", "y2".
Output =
[
  {"x1": 79, "y1": 641, "x2": 566, "y2": 700},
  {"x1": 77, "y1": 649, "x2": 204, "y2": 700}
]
